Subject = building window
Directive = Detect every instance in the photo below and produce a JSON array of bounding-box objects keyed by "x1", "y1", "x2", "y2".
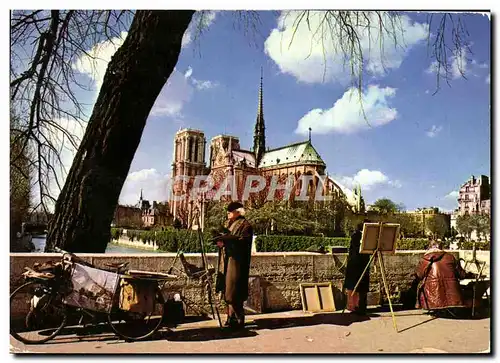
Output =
[{"x1": 465, "y1": 194, "x2": 469, "y2": 200}]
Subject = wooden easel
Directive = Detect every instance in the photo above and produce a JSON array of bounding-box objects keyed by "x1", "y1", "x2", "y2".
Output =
[
  {"x1": 462, "y1": 241, "x2": 489, "y2": 317},
  {"x1": 351, "y1": 222, "x2": 398, "y2": 332}
]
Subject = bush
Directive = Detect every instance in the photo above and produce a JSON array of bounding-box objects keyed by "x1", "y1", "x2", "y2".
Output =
[
  {"x1": 255, "y1": 235, "x2": 350, "y2": 252},
  {"x1": 122, "y1": 229, "x2": 218, "y2": 253},
  {"x1": 396, "y1": 238, "x2": 430, "y2": 250},
  {"x1": 459, "y1": 240, "x2": 490, "y2": 251},
  {"x1": 110, "y1": 228, "x2": 123, "y2": 241}
]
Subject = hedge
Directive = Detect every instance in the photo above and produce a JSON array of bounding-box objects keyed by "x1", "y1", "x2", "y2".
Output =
[
  {"x1": 111, "y1": 228, "x2": 123, "y2": 241},
  {"x1": 459, "y1": 240, "x2": 490, "y2": 251},
  {"x1": 111, "y1": 228, "x2": 483, "y2": 253},
  {"x1": 119, "y1": 229, "x2": 217, "y2": 253},
  {"x1": 255, "y1": 235, "x2": 350, "y2": 252},
  {"x1": 396, "y1": 238, "x2": 432, "y2": 251}
]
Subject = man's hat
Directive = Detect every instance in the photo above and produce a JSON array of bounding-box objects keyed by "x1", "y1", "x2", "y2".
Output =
[{"x1": 227, "y1": 201, "x2": 244, "y2": 212}]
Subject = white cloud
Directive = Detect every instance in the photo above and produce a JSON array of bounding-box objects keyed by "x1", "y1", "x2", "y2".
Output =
[
  {"x1": 265, "y1": 11, "x2": 428, "y2": 84},
  {"x1": 486, "y1": 74, "x2": 490, "y2": 84},
  {"x1": 33, "y1": 118, "x2": 88, "y2": 211},
  {"x1": 445, "y1": 190, "x2": 459, "y2": 199},
  {"x1": 389, "y1": 180, "x2": 403, "y2": 188},
  {"x1": 451, "y1": 47, "x2": 468, "y2": 79},
  {"x1": 425, "y1": 60, "x2": 446, "y2": 77},
  {"x1": 119, "y1": 168, "x2": 170, "y2": 205},
  {"x1": 295, "y1": 85, "x2": 397, "y2": 135},
  {"x1": 426, "y1": 46, "x2": 474, "y2": 80},
  {"x1": 73, "y1": 31, "x2": 128, "y2": 91},
  {"x1": 426, "y1": 124, "x2": 443, "y2": 138},
  {"x1": 182, "y1": 11, "x2": 219, "y2": 48},
  {"x1": 192, "y1": 79, "x2": 219, "y2": 90},
  {"x1": 73, "y1": 33, "x2": 218, "y2": 119},
  {"x1": 150, "y1": 68, "x2": 194, "y2": 117},
  {"x1": 425, "y1": 89, "x2": 430, "y2": 94},
  {"x1": 336, "y1": 169, "x2": 401, "y2": 191}
]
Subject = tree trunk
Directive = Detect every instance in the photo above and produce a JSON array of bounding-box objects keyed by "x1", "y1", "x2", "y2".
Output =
[{"x1": 46, "y1": 10, "x2": 195, "y2": 252}]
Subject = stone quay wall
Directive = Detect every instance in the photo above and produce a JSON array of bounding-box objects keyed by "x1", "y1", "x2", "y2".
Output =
[{"x1": 10, "y1": 250, "x2": 489, "y2": 316}]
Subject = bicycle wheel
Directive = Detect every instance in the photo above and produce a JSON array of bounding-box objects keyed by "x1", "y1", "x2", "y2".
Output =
[
  {"x1": 10, "y1": 281, "x2": 67, "y2": 344},
  {"x1": 107, "y1": 287, "x2": 165, "y2": 341}
]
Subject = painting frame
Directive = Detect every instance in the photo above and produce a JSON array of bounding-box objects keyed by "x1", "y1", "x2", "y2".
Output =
[
  {"x1": 299, "y1": 282, "x2": 336, "y2": 313},
  {"x1": 360, "y1": 222, "x2": 400, "y2": 255}
]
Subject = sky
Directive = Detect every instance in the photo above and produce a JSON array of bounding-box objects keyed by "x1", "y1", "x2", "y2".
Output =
[{"x1": 38, "y1": 10, "x2": 491, "y2": 212}]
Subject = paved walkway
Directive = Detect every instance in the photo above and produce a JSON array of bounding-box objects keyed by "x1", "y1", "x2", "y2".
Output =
[{"x1": 11, "y1": 309, "x2": 490, "y2": 354}]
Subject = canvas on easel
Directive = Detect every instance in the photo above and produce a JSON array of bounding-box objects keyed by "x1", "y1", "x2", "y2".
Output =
[
  {"x1": 352, "y1": 222, "x2": 401, "y2": 332},
  {"x1": 359, "y1": 223, "x2": 380, "y2": 253},
  {"x1": 378, "y1": 223, "x2": 399, "y2": 254},
  {"x1": 360, "y1": 222, "x2": 399, "y2": 254}
]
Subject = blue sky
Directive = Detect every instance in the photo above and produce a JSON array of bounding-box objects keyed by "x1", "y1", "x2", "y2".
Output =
[{"x1": 60, "y1": 11, "x2": 491, "y2": 211}]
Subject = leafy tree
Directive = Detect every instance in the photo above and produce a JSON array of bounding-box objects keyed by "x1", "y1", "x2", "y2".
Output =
[
  {"x1": 426, "y1": 216, "x2": 449, "y2": 240},
  {"x1": 342, "y1": 211, "x2": 366, "y2": 237},
  {"x1": 10, "y1": 10, "x2": 471, "y2": 252},
  {"x1": 470, "y1": 213, "x2": 490, "y2": 242},
  {"x1": 371, "y1": 198, "x2": 402, "y2": 215},
  {"x1": 204, "y1": 201, "x2": 228, "y2": 233},
  {"x1": 391, "y1": 213, "x2": 421, "y2": 238},
  {"x1": 456, "y1": 214, "x2": 474, "y2": 242}
]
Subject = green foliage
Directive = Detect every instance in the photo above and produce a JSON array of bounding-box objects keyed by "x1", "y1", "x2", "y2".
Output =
[
  {"x1": 247, "y1": 199, "x2": 349, "y2": 237},
  {"x1": 396, "y1": 238, "x2": 431, "y2": 250},
  {"x1": 456, "y1": 214, "x2": 474, "y2": 241},
  {"x1": 204, "y1": 201, "x2": 228, "y2": 232},
  {"x1": 459, "y1": 240, "x2": 490, "y2": 251},
  {"x1": 426, "y1": 216, "x2": 449, "y2": 239},
  {"x1": 342, "y1": 212, "x2": 365, "y2": 237},
  {"x1": 456, "y1": 213, "x2": 490, "y2": 242},
  {"x1": 110, "y1": 228, "x2": 123, "y2": 241},
  {"x1": 371, "y1": 198, "x2": 402, "y2": 215},
  {"x1": 122, "y1": 228, "x2": 218, "y2": 253},
  {"x1": 471, "y1": 213, "x2": 490, "y2": 241},
  {"x1": 255, "y1": 235, "x2": 350, "y2": 252}
]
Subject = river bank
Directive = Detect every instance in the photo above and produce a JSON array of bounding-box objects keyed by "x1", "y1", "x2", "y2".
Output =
[{"x1": 29, "y1": 236, "x2": 158, "y2": 254}]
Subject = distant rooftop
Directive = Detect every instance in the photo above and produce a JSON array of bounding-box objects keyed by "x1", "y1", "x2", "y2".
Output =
[
  {"x1": 176, "y1": 128, "x2": 205, "y2": 135},
  {"x1": 211, "y1": 134, "x2": 240, "y2": 140}
]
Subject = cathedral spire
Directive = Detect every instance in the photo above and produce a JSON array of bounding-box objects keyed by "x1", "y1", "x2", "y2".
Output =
[{"x1": 254, "y1": 67, "x2": 266, "y2": 165}]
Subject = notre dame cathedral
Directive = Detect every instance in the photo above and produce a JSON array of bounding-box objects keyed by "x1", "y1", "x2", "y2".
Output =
[{"x1": 169, "y1": 73, "x2": 364, "y2": 221}]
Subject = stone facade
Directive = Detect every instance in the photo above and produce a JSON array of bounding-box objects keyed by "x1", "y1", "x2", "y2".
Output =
[
  {"x1": 169, "y1": 74, "x2": 364, "y2": 223},
  {"x1": 457, "y1": 175, "x2": 490, "y2": 215},
  {"x1": 405, "y1": 207, "x2": 451, "y2": 237}
]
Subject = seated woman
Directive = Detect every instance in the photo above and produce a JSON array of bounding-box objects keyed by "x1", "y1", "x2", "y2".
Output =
[{"x1": 414, "y1": 240, "x2": 474, "y2": 314}]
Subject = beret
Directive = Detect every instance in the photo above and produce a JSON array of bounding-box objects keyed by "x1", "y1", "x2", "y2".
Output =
[{"x1": 227, "y1": 201, "x2": 244, "y2": 212}]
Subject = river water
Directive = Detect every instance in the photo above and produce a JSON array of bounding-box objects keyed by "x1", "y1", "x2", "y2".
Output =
[{"x1": 31, "y1": 236, "x2": 157, "y2": 254}]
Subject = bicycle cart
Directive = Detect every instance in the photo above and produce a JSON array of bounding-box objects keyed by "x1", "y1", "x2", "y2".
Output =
[{"x1": 10, "y1": 248, "x2": 177, "y2": 344}]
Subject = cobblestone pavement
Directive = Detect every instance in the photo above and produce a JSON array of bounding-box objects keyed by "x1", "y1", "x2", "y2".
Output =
[{"x1": 10, "y1": 309, "x2": 490, "y2": 354}]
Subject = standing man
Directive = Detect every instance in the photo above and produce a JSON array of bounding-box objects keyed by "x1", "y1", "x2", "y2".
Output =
[
  {"x1": 215, "y1": 201, "x2": 253, "y2": 329},
  {"x1": 343, "y1": 220, "x2": 370, "y2": 315}
]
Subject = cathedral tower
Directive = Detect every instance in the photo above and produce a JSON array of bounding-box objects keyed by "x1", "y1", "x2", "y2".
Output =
[
  {"x1": 253, "y1": 68, "x2": 266, "y2": 166},
  {"x1": 170, "y1": 128, "x2": 206, "y2": 218}
]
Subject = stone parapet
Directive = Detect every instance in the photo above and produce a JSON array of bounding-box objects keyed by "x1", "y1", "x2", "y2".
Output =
[{"x1": 10, "y1": 250, "x2": 488, "y2": 316}]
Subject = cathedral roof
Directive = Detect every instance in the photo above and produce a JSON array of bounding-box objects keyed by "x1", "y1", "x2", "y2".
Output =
[
  {"x1": 232, "y1": 150, "x2": 256, "y2": 168},
  {"x1": 327, "y1": 177, "x2": 359, "y2": 207},
  {"x1": 258, "y1": 141, "x2": 325, "y2": 169}
]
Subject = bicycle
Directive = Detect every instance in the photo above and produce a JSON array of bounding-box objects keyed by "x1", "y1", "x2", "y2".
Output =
[{"x1": 10, "y1": 247, "x2": 176, "y2": 344}]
